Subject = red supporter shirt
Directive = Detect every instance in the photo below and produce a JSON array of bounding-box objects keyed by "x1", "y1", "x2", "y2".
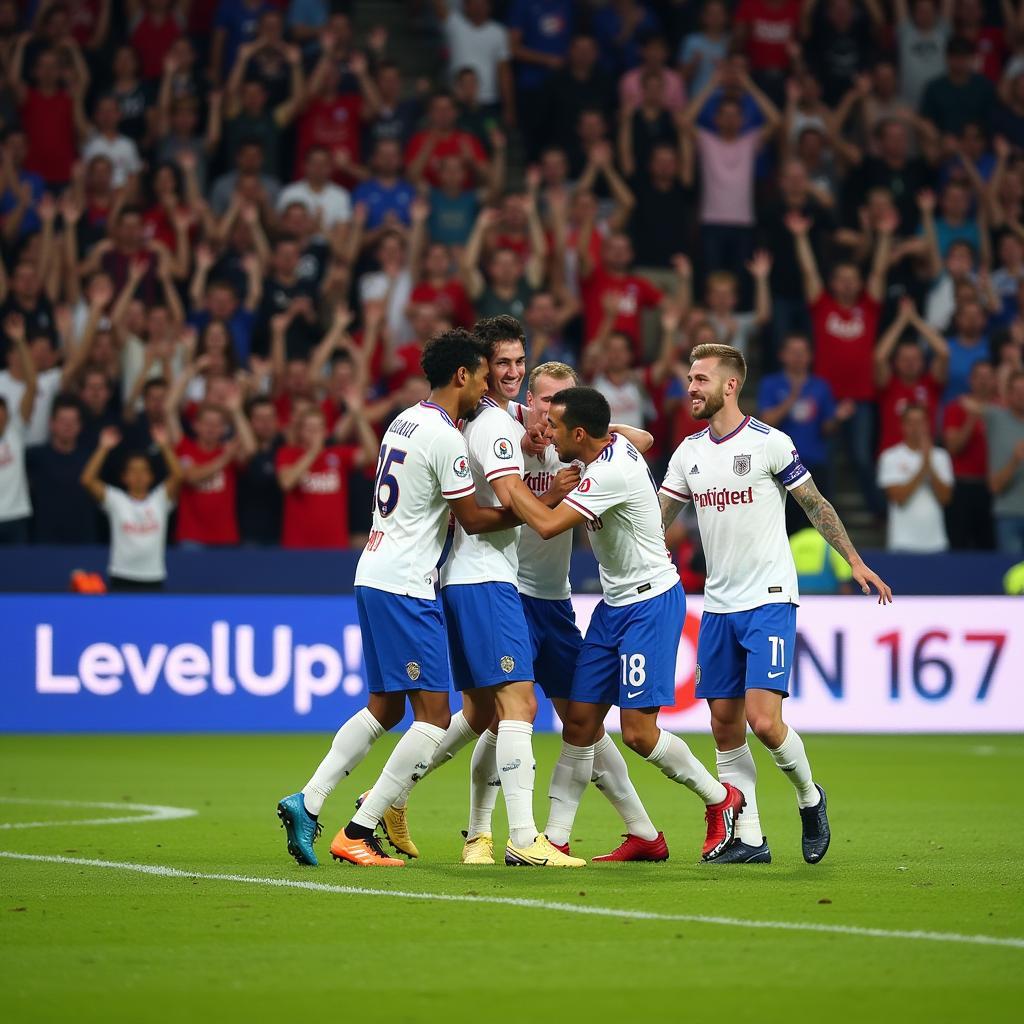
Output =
[
  {"x1": 276, "y1": 445, "x2": 359, "y2": 548},
  {"x1": 131, "y1": 13, "x2": 182, "y2": 80},
  {"x1": 411, "y1": 280, "x2": 476, "y2": 328},
  {"x1": 811, "y1": 292, "x2": 879, "y2": 402},
  {"x1": 971, "y1": 28, "x2": 1007, "y2": 82},
  {"x1": 582, "y1": 267, "x2": 662, "y2": 355},
  {"x1": 404, "y1": 131, "x2": 487, "y2": 189},
  {"x1": 296, "y1": 95, "x2": 362, "y2": 182},
  {"x1": 175, "y1": 438, "x2": 239, "y2": 545},
  {"x1": 942, "y1": 400, "x2": 988, "y2": 477},
  {"x1": 69, "y1": 0, "x2": 103, "y2": 46},
  {"x1": 878, "y1": 373, "x2": 942, "y2": 453},
  {"x1": 21, "y1": 90, "x2": 76, "y2": 184},
  {"x1": 735, "y1": 0, "x2": 801, "y2": 72}
]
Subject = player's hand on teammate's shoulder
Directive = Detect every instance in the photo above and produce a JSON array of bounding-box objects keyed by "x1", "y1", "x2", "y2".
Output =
[
  {"x1": 850, "y1": 559, "x2": 894, "y2": 605},
  {"x1": 550, "y1": 465, "x2": 581, "y2": 501}
]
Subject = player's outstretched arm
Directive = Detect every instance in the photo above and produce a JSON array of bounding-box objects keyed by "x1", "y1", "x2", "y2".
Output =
[
  {"x1": 504, "y1": 476, "x2": 585, "y2": 540},
  {"x1": 611, "y1": 423, "x2": 654, "y2": 454},
  {"x1": 448, "y1": 494, "x2": 521, "y2": 536},
  {"x1": 659, "y1": 491, "x2": 686, "y2": 532},
  {"x1": 791, "y1": 478, "x2": 894, "y2": 604}
]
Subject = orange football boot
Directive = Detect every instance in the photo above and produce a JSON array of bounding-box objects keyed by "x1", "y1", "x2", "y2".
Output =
[{"x1": 330, "y1": 828, "x2": 405, "y2": 866}]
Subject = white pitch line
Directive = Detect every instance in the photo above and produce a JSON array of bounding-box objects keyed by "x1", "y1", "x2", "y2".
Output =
[
  {"x1": 2, "y1": 850, "x2": 1022, "y2": 951},
  {"x1": 0, "y1": 797, "x2": 197, "y2": 830}
]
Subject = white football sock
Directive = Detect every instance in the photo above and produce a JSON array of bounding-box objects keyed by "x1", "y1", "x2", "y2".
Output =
[
  {"x1": 302, "y1": 707, "x2": 384, "y2": 816},
  {"x1": 545, "y1": 741, "x2": 595, "y2": 846},
  {"x1": 647, "y1": 730, "x2": 727, "y2": 806},
  {"x1": 591, "y1": 733, "x2": 659, "y2": 841},
  {"x1": 497, "y1": 720, "x2": 538, "y2": 848},
  {"x1": 769, "y1": 727, "x2": 820, "y2": 808},
  {"x1": 717, "y1": 743, "x2": 762, "y2": 845},
  {"x1": 466, "y1": 728, "x2": 499, "y2": 838},
  {"x1": 392, "y1": 710, "x2": 478, "y2": 809},
  {"x1": 351, "y1": 722, "x2": 445, "y2": 830}
]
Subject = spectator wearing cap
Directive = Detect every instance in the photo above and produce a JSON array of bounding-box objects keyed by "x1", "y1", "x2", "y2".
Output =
[
  {"x1": 26, "y1": 394, "x2": 99, "y2": 543},
  {"x1": 943, "y1": 359, "x2": 996, "y2": 549},
  {"x1": 921, "y1": 36, "x2": 996, "y2": 135},
  {"x1": 986, "y1": 370, "x2": 1024, "y2": 554},
  {"x1": 877, "y1": 404, "x2": 954, "y2": 552}
]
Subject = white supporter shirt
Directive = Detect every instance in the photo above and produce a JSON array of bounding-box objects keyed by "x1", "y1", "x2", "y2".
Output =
[
  {"x1": 661, "y1": 416, "x2": 809, "y2": 614},
  {"x1": 0, "y1": 368, "x2": 62, "y2": 447},
  {"x1": 563, "y1": 433, "x2": 678, "y2": 607},
  {"x1": 277, "y1": 180, "x2": 353, "y2": 230},
  {"x1": 876, "y1": 442, "x2": 953, "y2": 553},
  {"x1": 355, "y1": 401, "x2": 475, "y2": 598},
  {"x1": 0, "y1": 414, "x2": 31, "y2": 521},
  {"x1": 441, "y1": 397, "x2": 524, "y2": 588},
  {"x1": 82, "y1": 133, "x2": 141, "y2": 189},
  {"x1": 508, "y1": 401, "x2": 572, "y2": 600},
  {"x1": 443, "y1": 12, "x2": 510, "y2": 104},
  {"x1": 593, "y1": 374, "x2": 647, "y2": 428},
  {"x1": 103, "y1": 484, "x2": 173, "y2": 581}
]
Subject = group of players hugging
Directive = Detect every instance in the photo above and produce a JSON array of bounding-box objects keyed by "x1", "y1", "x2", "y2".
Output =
[{"x1": 277, "y1": 314, "x2": 891, "y2": 869}]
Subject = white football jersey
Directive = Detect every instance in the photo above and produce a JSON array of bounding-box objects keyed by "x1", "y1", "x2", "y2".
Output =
[
  {"x1": 563, "y1": 433, "x2": 678, "y2": 607},
  {"x1": 440, "y1": 397, "x2": 525, "y2": 588},
  {"x1": 507, "y1": 401, "x2": 573, "y2": 601},
  {"x1": 660, "y1": 415, "x2": 810, "y2": 614},
  {"x1": 355, "y1": 401, "x2": 475, "y2": 598}
]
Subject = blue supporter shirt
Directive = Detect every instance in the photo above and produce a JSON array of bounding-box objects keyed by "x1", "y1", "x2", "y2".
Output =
[
  {"x1": 352, "y1": 178, "x2": 416, "y2": 230},
  {"x1": 506, "y1": 0, "x2": 573, "y2": 91},
  {"x1": 188, "y1": 308, "x2": 256, "y2": 365},
  {"x1": 0, "y1": 170, "x2": 45, "y2": 239},
  {"x1": 944, "y1": 336, "x2": 990, "y2": 401},
  {"x1": 215, "y1": 0, "x2": 273, "y2": 74},
  {"x1": 756, "y1": 373, "x2": 835, "y2": 467}
]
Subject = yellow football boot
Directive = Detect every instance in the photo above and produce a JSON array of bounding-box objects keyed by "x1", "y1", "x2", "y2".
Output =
[{"x1": 504, "y1": 834, "x2": 586, "y2": 867}]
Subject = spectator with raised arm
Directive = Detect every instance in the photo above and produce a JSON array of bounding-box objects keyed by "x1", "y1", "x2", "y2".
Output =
[
  {"x1": 896, "y1": 0, "x2": 954, "y2": 108},
  {"x1": 986, "y1": 369, "x2": 1024, "y2": 552}
]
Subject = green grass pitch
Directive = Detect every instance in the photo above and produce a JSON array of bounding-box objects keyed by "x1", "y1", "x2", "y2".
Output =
[{"x1": 2, "y1": 732, "x2": 1022, "y2": 1022}]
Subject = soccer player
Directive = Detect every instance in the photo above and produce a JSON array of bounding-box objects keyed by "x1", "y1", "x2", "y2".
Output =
[
  {"x1": 659, "y1": 343, "x2": 892, "y2": 864},
  {"x1": 504, "y1": 386, "x2": 746, "y2": 862},
  {"x1": 275, "y1": 328, "x2": 517, "y2": 867}
]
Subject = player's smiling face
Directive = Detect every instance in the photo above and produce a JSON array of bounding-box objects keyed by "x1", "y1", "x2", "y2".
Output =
[
  {"x1": 547, "y1": 403, "x2": 581, "y2": 461},
  {"x1": 459, "y1": 360, "x2": 491, "y2": 416},
  {"x1": 489, "y1": 341, "x2": 526, "y2": 400},
  {"x1": 528, "y1": 373, "x2": 574, "y2": 439},
  {"x1": 688, "y1": 358, "x2": 726, "y2": 420}
]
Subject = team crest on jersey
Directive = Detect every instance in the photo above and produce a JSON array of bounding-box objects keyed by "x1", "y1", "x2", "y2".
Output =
[
  {"x1": 453, "y1": 455, "x2": 469, "y2": 478},
  {"x1": 733, "y1": 454, "x2": 751, "y2": 477},
  {"x1": 406, "y1": 662, "x2": 421, "y2": 681},
  {"x1": 494, "y1": 437, "x2": 513, "y2": 460},
  {"x1": 500, "y1": 655, "x2": 515, "y2": 674}
]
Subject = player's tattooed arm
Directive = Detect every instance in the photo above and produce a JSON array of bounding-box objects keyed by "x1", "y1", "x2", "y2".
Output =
[
  {"x1": 791, "y1": 478, "x2": 894, "y2": 604},
  {"x1": 659, "y1": 492, "x2": 685, "y2": 532}
]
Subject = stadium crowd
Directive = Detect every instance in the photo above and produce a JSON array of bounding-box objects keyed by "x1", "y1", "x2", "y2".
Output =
[{"x1": 1, "y1": 0, "x2": 1024, "y2": 575}]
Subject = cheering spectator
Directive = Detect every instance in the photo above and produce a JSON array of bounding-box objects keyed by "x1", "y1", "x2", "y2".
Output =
[
  {"x1": 877, "y1": 404, "x2": 954, "y2": 552},
  {"x1": 921, "y1": 36, "x2": 995, "y2": 135},
  {"x1": 238, "y1": 395, "x2": 284, "y2": 545},
  {"x1": 0, "y1": 322, "x2": 38, "y2": 542},
  {"x1": 82, "y1": 95, "x2": 143, "y2": 192},
  {"x1": 943, "y1": 359, "x2": 996, "y2": 549},
  {"x1": 789, "y1": 204, "x2": 895, "y2": 515},
  {"x1": 541, "y1": 34, "x2": 615, "y2": 155},
  {"x1": 620, "y1": 31, "x2": 686, "y2": 114},
  {"x1": 681, "y1": 63, "x2": 781, "y2": 278},
  {"x1": 874, "y1": 297, "x2": 949, "y2": 453},
  {"x1": 758, "y1": 332, "x2": 848, "y2": 532},
  {"x1": 703, "y1": 251, "x2": 773, "y2": 358},
  {"x1": 986, "y1": 370, "x2": 1024, "y2": 553},
  {"x1": 80, "y1": 423, "x2": 182, "y2": 590},
  {"x1": 804, "y1": 0, "x2": 882, "y2": 106},
  {"x1": 626, "y1": 141, "x2": 694, "y2": 271},
  {"x1": 944, "y1": 296, "x2": 991, "y2": 400},
  {"x1": 592, "y1": 1, "x2": 660, "y2": 78},
  {"x1": 406, "y1": 91, "x2": 488, "y2": 190},
  {"x1": 26, "y1": 394, "x2": 99, "y2": 543},
  {"x1": 734, "y1": 0, "x2": 801, "y2": 91},
  {"x1": 897, "y1": 0, "x2": 953, "y2": 108},
  {"x1": 278, "y1": 146, "x2": 353, "y2": 234},
  {"x1": 680, "y1": 1, "x2": 731, "y2": 96},
  {"x1": 352, "y1": 140, "x2": 415, "y2": 234},
  {"x1": 0, "y1": 313, "x2": 64, "y2": 447},
  {"x1": 367, "y1": 59, "x2": 423, "y2": 151},
  {"x1": 275, "y1": 402, "x2": 377, "y2": 549}
]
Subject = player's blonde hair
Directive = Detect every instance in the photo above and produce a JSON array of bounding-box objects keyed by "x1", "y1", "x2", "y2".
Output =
[
  {"x1": 690, "y1": 343, "x2": 747, "y2": 390},
  {"x1": 528, "y1": 361, "x2": 578, "y2": 392}
]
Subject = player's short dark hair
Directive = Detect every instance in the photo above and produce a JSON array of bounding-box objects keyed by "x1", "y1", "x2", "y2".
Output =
[
  {"x1": 420, "y1": 328, "x2": 489, "y2": 388},
  {"x1": 550, "y1": 386, "x2": 610, "y2": 438},
  {"x1": 473, "y1": 315, "x2": 525, "y2": 358}
]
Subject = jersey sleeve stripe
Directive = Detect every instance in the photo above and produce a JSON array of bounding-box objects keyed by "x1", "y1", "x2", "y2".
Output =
[
  {"x1": 484, "y1": 467, "x2": 521, "y2": 481},
  {"x1": 442, "y1": 483, "x2": 476, "y2": 497},
  {"x1": 563, "y1": 495, "x2": 596, "y2": 520},
  {"x1": 659, "y1": 484, "x2": 691, "y2": 501}
]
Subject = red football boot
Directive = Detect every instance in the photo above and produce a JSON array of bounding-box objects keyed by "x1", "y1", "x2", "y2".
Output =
[
  {"x1": 549, "y1": 839, "x2": 572, "y2": 855},
  {"x1": 592, "y1": 832, "x2": 669, "y2": 862},
  {"x1": 702, "y1": 782, "x2": 745, "y2": 861}
]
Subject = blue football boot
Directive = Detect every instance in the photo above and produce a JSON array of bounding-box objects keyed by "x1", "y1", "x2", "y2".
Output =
[
  {"x1": 799, "y1": 784, "x2": 830, "y2": 864},
  {"x1": 705, "y1": 836, "x2": 772, "y2": 864},
  {"x1": 277, "y1": 792, "x2": 322, "y2": 866}
]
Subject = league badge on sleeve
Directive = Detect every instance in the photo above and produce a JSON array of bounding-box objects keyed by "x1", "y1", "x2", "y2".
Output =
[
  {"x1": 494, "y1": 438, "x2": 514, "y2": 460},
  {"x1": 453, "y1": 455, "x2": 470, "y2": 478},
  {"x1": 733, "y1": 454, "x2": 751, "y2": 476}
]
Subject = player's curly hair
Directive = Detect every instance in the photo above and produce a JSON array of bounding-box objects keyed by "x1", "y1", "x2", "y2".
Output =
[
  {"x1": 473, "y1": 315, "x2": 525, "y2": 358},
  {"x1": 420, "y1": 328, "x2": 489, "y2": 389},
  {"x1": 550, "y1": 386, "x2": 610, "y2": 438}
]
